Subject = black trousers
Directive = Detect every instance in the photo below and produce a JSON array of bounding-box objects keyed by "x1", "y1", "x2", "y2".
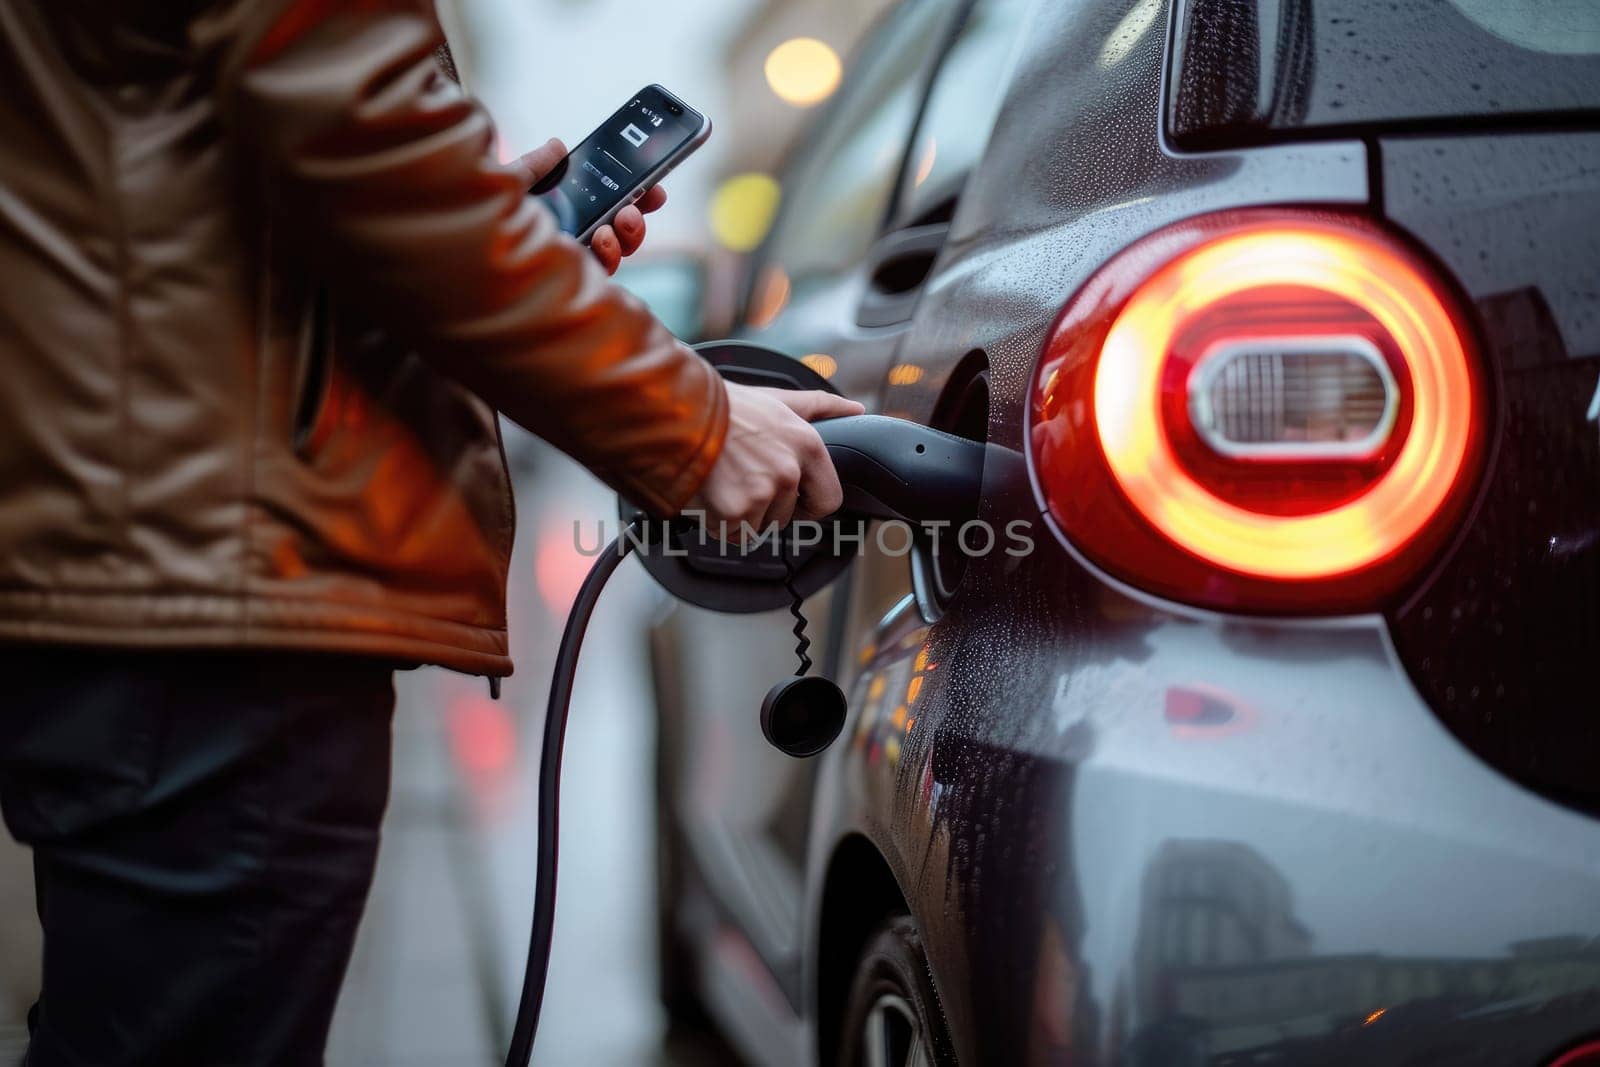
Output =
[{"x1": 0, "y1": 648, "x2": 396, "y2": 1066}]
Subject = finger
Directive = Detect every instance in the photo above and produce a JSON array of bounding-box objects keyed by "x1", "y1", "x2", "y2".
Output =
[
  {"x1": 760, "y1": 493, "x2": 796, "y2": 536},
  {"x1": 795, "y1": 426, "x2": 845, "y2": 520},
  {"x1": 705, "y1": 510, "x2": 740, "y2": 545},
  {"x1": 511, "y1": 137, "x2": 566, "y2": 188},
  {"x1": 729, "y1": 505, "x2": 766, "y2": 545},
  {"x1": 770, "y1": 389, "x2": 867, "y2": 423},
  {"x1": 702, "y1": 486, "x2": 762, "y2": 544},
  {"x1": 700, "y1": 499, "x2": 743, "y2": 544},
  {"x1": 760, "y1": 463, "x2": 802, "y2": 532},
  {"x1": 638, "y1": 185, "x2": 668, "y2": 214},
  {"x1": 590, "y1": 227, "x2": 622, "y2": 275},
  {"x1": 613, "y1": 206, "x2": 647, "y2": 257}
]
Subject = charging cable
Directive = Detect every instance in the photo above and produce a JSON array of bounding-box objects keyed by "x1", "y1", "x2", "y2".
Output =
[{"x1": 504, "y1": 523, "x2": 639, "y2": 1067}]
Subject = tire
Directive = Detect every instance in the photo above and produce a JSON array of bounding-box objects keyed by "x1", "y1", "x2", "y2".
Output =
[{"x1": 836, "y1": 915, "x2": 954, "y2": 1067}]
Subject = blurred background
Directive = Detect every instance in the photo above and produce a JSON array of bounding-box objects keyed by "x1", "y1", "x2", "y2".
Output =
[
  {"x1": 0, "y1": 0, "x2": 894, "y2": 1063},
  {"x1": 443, "y1": 0, "x2": 903, "y2": 340}
]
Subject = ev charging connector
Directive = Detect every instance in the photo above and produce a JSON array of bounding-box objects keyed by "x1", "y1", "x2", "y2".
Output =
[{"x1": 503, "y1": 341, "x2": 992, "y2": 1065}]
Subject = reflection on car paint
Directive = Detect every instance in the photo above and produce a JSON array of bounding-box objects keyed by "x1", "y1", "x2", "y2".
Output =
[
  {"x1": 851, "y1": 622, "x2": 932, "y2": 774},
  {"x1": 1163, "y1": 684, "x2": 1257, "y2": 739},
  {"x1": 1126, "y1": 838, "x2": 1600, "y2": 1063}
]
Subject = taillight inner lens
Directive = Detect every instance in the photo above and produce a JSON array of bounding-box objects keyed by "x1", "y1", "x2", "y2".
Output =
[
  {"x1": 1031, "y1": 211, "x2": 1486, "y2": 613},
  {"x1": 1160, "y1": 286, "x2": 1414, "y2": 517}
]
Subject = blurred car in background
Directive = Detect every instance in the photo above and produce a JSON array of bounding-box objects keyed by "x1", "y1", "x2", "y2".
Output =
[{"x1": 650, "y1": 0, "x2": 1600, "y2": 1063}]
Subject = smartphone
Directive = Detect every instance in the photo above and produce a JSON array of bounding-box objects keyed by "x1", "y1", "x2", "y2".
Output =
[{"x1": 530, "y1": 84, "x2": 711, "y2": 244}]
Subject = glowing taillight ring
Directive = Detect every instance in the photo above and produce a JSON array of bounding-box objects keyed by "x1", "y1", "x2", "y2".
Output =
[{"x1": 1093, "y1": 224, "x2": 1477, "y2": 579}]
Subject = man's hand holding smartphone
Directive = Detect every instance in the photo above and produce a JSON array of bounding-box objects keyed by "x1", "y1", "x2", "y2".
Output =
[
  {"x1": 505, "y1": 87, "x2": 856, "y2": 532},
  {"x1": 509, "y1": 132, "x2": 861, "y2": 534},
  {"x1": 509, "y1": 138, "x2": 665, "y2": 275}
]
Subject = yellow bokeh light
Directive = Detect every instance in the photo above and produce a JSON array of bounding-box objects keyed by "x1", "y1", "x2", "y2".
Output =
[
  {"x1": 799, "y1": 353, "x2": 837, "y2": 379},
  {"x1": 709, "y1": 173, "x2": 781, "y2": 253},
  {"x1": 764, "y1": 37, "x2": 842, "y2": 107},
  {"x1": 887, "y1": 363, "x2": 924, "y2": 387}
]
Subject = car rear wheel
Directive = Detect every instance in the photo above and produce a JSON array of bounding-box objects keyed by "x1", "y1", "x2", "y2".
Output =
[{"x1": 837, "y1": 915, "x2": 953, "y2": 1067}]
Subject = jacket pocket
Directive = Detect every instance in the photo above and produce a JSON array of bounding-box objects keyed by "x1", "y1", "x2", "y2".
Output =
[{"x1": 290, "y1": 286, "x2": 334, "y2": 457}]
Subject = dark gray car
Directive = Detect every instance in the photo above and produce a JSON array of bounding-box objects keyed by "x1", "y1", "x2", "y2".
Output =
[{"x1": 651, "y1": 0, "x2": 1600, "y2": 1063}]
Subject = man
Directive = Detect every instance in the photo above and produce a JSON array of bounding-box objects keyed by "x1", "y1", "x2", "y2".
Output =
[{"x1": 0, "y1": 1, "x2": 859, "y2": 1063}]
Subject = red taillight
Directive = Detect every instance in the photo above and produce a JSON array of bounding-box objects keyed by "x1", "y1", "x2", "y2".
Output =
[
  {"x1": 1029, "y1": 210, "x2": 1486, "y2": 613},
  {"x1": 1551, "y1": 1041, "x2": 1600, "y2": 1067}
]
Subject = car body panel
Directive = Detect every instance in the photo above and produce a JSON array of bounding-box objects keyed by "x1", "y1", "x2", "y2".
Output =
[
  {"x1": 1379, "y1": 131, "x2": 1600, "y2": 809},
  {"x1": 820, "y1": 546, "x2": 1600, "y2": 1063}
]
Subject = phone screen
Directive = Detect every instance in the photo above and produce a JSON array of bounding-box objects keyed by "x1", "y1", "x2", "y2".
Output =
[{"x1": 532, "y1": 86, "x2": 703, "y2": 239}]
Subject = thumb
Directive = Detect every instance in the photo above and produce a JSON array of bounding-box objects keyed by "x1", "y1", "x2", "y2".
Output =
[
  {"x1": 771, "y1": 389, "x2": 866, "y2": 423},
  {"x1": 511, "y1": 137, "x2": 567, "y2": 189}
]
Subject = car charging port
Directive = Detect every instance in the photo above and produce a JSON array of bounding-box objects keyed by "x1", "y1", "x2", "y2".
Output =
[{"x1": 914, "y1": 351, "x2": 990, "y2": 619}]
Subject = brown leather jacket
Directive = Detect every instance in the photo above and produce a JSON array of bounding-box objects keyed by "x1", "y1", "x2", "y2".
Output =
[{"x1": 0, "y1": 0, "x2": 728, "y2": 677}]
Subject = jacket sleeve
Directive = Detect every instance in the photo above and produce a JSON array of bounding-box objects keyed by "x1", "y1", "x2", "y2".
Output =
[{"x1": 195, "y1": 0, "x2": 727, "y2": 516}]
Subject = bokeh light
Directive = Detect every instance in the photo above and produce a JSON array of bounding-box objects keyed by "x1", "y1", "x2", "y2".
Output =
[
  {"x1": 747, "y1": 264, "x2": 791, "y2": 328},
  {"x1": 913, "y1": 137, "x2": 937, "y2": 187},
  {"x1": 764, "y1": 37, "x2": 842, "y2": 107},
  {"x1": 535, "y1": 516, "x2": 592, "y2": 613},
  {"x1": 710, "y1": 172, "x2": 782, "y2": 252},
  {"x1": 447, "y1": 694, "x2": 516, "y2": 779},
  {"x1": 888, "y1": 363, "x2": 924, "y2": 386},
  {"x1": 800, "y1": 353, "x2": 837, "y2": 379}
]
